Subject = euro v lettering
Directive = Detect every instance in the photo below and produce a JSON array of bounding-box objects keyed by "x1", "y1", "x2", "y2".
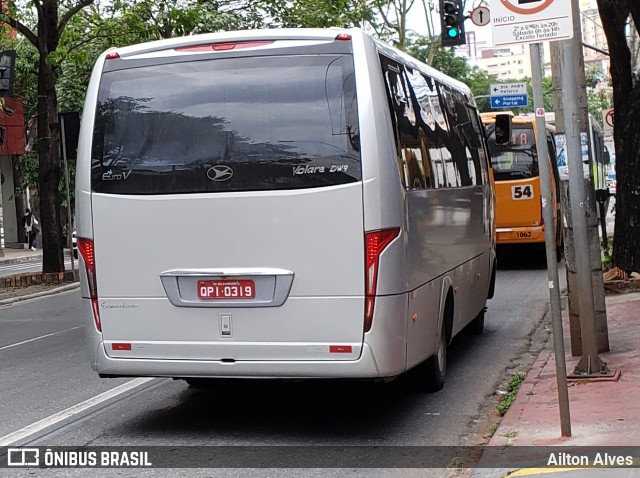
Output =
[{"x1": 102, "y1": 169, "x2": 132, "y2": 181}]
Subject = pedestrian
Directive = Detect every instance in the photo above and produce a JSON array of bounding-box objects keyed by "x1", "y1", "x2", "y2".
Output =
[{"x1": 22, "y1": 208, "x2": 40, "y2": 251}]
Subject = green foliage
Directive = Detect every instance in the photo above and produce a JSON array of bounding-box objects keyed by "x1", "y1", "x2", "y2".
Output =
[
  {"x1": 15, "y1": 152, "x2": 39, "y2": 190},
  {"x1": 405, "y1": 36, "x2": 471, "y2": 79},
  {"x1": 466, "y1": 67, "x2": 497, "y2": 112},
  {"x1": 258, "y1": 0, "x2": 373, "y2": 28},
  {"x1": 587, "y1": 89, "x2": 613, "y2": 123},
  {"x1": 602, "y1": 242, "x2": 613, "y2": 271},
  {"x1": 585, "y1": 67, "x2": 604, "y2": 89},
  {"x1": 497, "y1": 372, "x2": 526, "y2": 416}
]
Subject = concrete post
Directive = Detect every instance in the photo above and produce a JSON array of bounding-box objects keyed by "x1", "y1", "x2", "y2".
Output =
[
  {"x1": 560, "y1": 2, "x2": 612, "y2": 377},
  {"x1": 550, "y1": 0, "x2": 609, "y2": 356}
]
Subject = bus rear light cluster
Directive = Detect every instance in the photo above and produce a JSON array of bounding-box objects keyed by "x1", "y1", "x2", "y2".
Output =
[
  {"x1": 78, "y1": 237, "x2": 101, "y2": 332},
  {"x1": 364, "y1": 228, "x2": 400, "y2": 333}
]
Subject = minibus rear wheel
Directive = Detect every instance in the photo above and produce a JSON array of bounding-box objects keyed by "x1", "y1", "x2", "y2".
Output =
[{"x1": 409, "y1": 304, "x2": 450, "y2": 392}]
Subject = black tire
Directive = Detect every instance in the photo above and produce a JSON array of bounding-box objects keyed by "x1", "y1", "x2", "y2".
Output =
[
  {"x1": 409, "y1": 315, "x2": 447, "y2": 392},
  {"x1": 465, "y1": 308, "x2": 485, "y2": 335}
]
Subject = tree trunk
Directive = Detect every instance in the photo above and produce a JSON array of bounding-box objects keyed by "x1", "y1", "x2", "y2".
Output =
[
  {"x1": 595, "y1": 0, "x2": 640, "y2": 273},
  {"x1": 612, "y1": 83, "x2": 640, "y2": 273},
  {"x1": 37, "y1": 54, "x2": 64, "y2": 272}
]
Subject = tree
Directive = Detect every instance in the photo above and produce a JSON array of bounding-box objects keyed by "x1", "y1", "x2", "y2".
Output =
[
  {"x1": 1, "y1": 0, "x2": 94, "y2": 272},
  {"x1": 258, "y1": 0, "x2": 372, "y2": 28},
  {"x1": 371, "y1": 0, "x2": 414, "y2": 49},
  {"x1": 594, "y1": 0, "x2": 640, "y2": 273}
]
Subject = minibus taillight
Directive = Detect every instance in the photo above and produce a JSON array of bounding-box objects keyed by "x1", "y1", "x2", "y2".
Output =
[
  {"x1": 105, "y1": 51, "x2": 119, "y2": 60},
  {"x1": 364, "y1": 228, "x2": 400, "y2": 333},
  {"x1": 78, "y1": 237, "x2": 101, "y2": 332}
]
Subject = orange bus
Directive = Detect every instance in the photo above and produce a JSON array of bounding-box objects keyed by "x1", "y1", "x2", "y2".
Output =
[{"x1": 481, "y1": 112, "x2": 562, "y2": 252}]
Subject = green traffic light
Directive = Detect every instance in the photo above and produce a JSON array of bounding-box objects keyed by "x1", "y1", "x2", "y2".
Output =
[{"x1": 447, "y1": 27, "x2": 459, "y2": 38}]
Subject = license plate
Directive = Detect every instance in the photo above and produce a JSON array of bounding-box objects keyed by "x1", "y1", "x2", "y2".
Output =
[{"x1": 197, "y1": 280, "x2": 255, "y2": 300}]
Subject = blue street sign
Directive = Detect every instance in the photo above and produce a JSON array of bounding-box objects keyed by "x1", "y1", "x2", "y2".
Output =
[{"x1": 490, "y1": 94, "x2": 528, "y2": 109}]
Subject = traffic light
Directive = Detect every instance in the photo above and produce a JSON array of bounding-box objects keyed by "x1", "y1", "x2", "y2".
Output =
[{"x1": 440, "y1": 0, "x2": 466, "y2": 47}]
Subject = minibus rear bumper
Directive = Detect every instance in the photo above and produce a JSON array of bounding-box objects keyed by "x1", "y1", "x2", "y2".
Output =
[
  {"x1": 92, "y1": 342, "x2": 396, "y2": 379},
  {"x1": 83, "y1": 294, "x2": 409, "y2": 380}
]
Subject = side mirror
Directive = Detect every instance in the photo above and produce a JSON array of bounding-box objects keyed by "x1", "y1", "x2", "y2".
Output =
[{"x1": 494, "y1": 114, "x2": 512, "y2": 145}]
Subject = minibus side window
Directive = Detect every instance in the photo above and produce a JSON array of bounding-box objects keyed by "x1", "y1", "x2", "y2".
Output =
[
  {"x1": 438, "y1": 84, "x2": 476, "y2": 187},
  {"x1": 379, "y1": 54, "x2": 447, "y2": 190},
  {"x1": 467, "y1": 106, "x2": 490, "y2": 187}
]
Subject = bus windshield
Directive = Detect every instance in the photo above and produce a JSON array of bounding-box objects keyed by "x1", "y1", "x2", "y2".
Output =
[{"x1": 486, "y1": 125, "x2": 539, "y2": 181}]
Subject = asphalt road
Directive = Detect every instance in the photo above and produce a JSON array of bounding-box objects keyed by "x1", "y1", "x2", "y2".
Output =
[{"x1": 0, "y1": 254, "x2": 559, "y2": 477}]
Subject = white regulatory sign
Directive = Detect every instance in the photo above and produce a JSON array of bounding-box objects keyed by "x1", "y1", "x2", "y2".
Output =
[
  {"x1": 490, "y1": 0, "x2": 573, "y2": 46},
  {"x1": 603, "y1": 108, "x2": 614, "y2": 137},
  {"x1": 490, "y1": 82, "x2": 527, "y2": 96},
  {"x1": 470, "y1": 6, "x2": 491, "y2": 26}
]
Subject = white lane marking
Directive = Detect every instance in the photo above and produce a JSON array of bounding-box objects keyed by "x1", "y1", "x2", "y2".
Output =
[
  {"x1": 0, "y1": 326, "x2": 84, "y2": 352},
  {"x1": 0, "y1": 377, "x2": 155, "y2": 446}
]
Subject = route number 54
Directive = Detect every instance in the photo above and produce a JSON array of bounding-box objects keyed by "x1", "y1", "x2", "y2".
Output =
[{"x1": 512, "y1": 185, "x2": 533, "y2": 200}]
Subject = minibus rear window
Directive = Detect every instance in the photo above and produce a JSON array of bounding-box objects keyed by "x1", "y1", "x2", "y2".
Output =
[{"x1": 91, "y1": 54, "x2": 361, "y2": 194}]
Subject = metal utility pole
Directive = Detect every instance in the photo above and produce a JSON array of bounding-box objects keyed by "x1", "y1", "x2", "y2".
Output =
[
  {"x1": 560, "y1": 30, "x2": 613, "y2": 378},
  {"x1": 550, "y1": 0, "x2": 609, "y2": 356},
  {"x1": 530, "y1": 42, "x2": 571, "y2": 437}
]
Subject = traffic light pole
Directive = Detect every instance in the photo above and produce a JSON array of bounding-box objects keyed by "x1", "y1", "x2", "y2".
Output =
[{"x1": 529, "y1": 42, "x2": 571, "y2": 438}]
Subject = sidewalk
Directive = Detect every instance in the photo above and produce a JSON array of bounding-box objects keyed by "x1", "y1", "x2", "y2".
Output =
[
  {"x1": 0, "y1": 246, "x2": 43, "y2": 264},
  {"x1": 472, "y1": 291, "x2": 640, "y2": 478},
  {"x1": 0, "y1": 246, "x2": 78, "y2": 305}
]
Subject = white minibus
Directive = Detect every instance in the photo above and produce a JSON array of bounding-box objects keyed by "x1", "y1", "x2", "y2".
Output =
[{"x1": 76, "y1": 28, "x2": 496, "y2": 391}]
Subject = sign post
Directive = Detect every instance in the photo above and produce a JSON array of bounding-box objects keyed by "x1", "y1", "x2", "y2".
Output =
[{"x1": 491, "y1": 0, "x2": 575, "y2": 437}]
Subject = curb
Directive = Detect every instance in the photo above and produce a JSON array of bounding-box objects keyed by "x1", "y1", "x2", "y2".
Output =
[{"x1": 0, "y1": 282, "x2": 79, "y2": 306}]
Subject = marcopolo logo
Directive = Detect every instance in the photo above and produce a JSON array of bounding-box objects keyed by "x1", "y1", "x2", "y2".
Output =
[
  {"x1": 7, "y1": 448, "x2": 40, "y2": 467},
  {"x1": 207, "y1": 165, "x2": 234, "y2": 182}
]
